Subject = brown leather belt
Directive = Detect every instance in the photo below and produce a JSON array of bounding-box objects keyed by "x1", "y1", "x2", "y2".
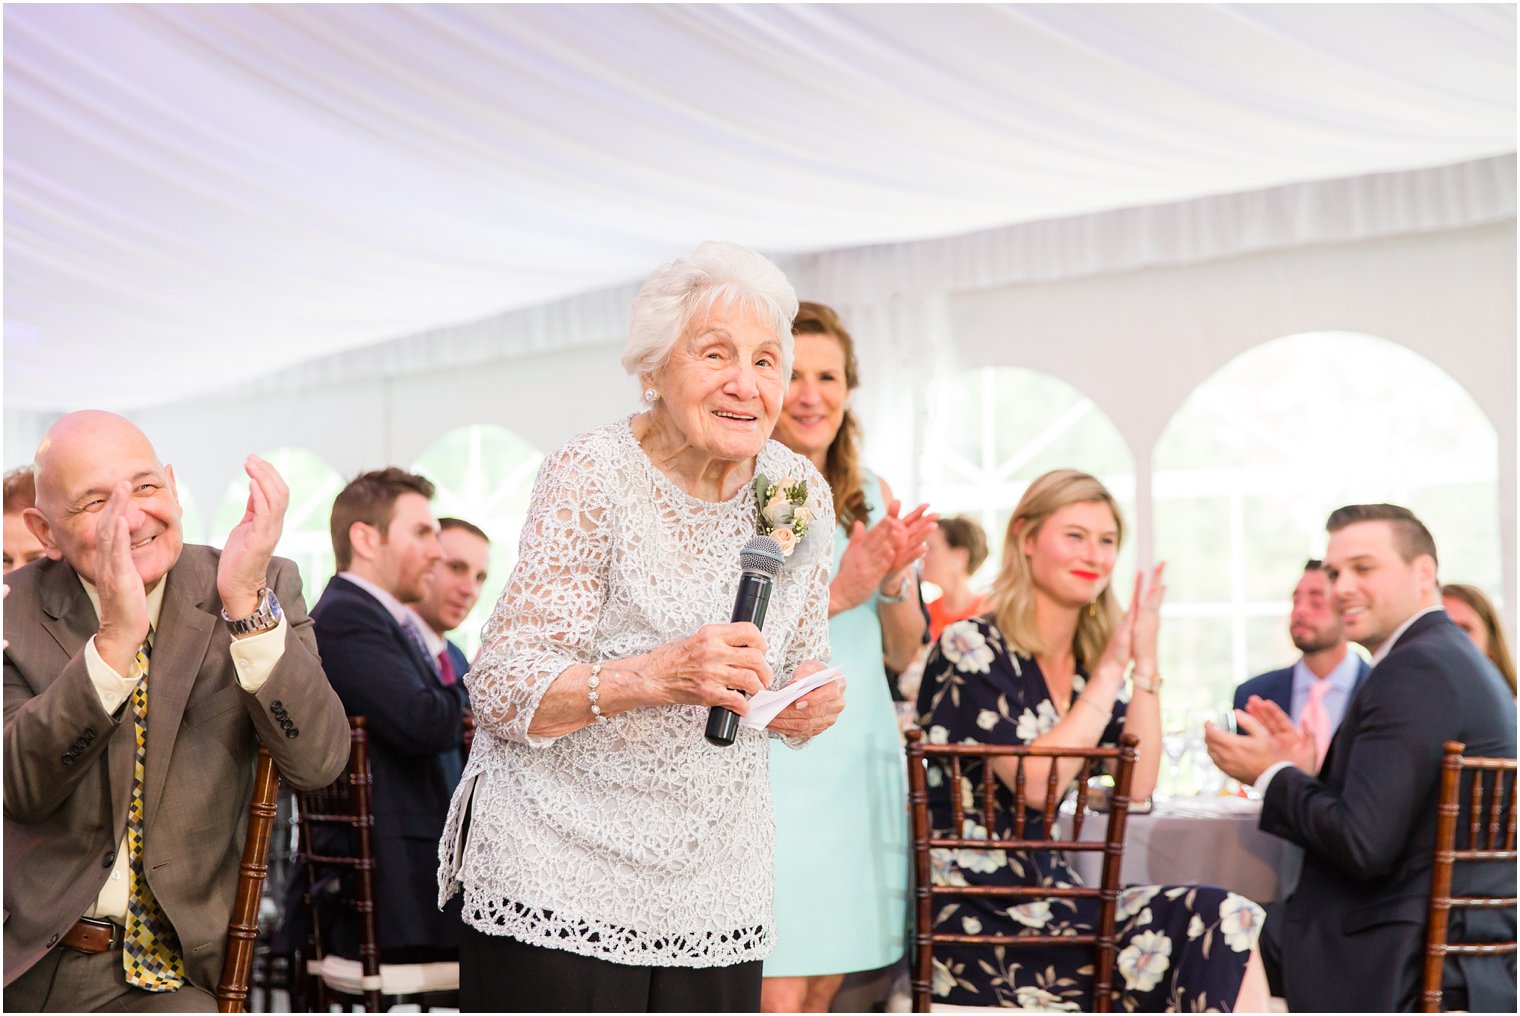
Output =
[{"x1": 60, "y1": 916, "x2": 123, "y2": 953}]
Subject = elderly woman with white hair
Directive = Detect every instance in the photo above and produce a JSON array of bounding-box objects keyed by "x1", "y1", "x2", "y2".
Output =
[{"x1": 437, "y1": 241, "x2": 846, "y2": 1011}]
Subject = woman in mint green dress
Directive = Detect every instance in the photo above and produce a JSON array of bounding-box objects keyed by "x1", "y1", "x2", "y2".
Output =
[{"x1": 763, "y1": 302, "x2": 937, "y2": 1012}]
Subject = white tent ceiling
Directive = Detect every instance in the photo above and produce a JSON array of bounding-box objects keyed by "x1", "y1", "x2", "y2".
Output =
[{"x1": 3, "y1": 2, "x2": 1514, "y2": 412}]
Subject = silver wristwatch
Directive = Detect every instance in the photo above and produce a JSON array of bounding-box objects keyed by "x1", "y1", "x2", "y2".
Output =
[{"x1": 222, "y1": 586, "x2": 283, "y2": 636}]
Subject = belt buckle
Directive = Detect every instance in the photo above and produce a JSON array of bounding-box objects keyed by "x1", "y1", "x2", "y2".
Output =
[{"x1": 72, "y1": 916, "x2": 124, "y2": 952}]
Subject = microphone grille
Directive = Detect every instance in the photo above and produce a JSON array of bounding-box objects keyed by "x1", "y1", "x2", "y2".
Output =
[{"x1": 739, "y1": 536, "x2": 785, "y2": 578}]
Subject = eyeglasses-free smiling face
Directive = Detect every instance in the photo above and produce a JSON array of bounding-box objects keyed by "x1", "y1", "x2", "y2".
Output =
[
  {"x1": 415, "y1": 527, "x2": 491, "y2": 634},
  {"x1": 29, "y1": 415, "x2": 184, "y2": 591},
  {"x1": 1324, "y1": 520, "x2": 1434, "y2": 656},
  {"x1": 1023, "y1": 500, "x2": 1119, "y2": 609},
  {"x1": 772, "y1": 331, "x2": 848, "y2": 469},
  {"x1": 649, "y1": 302, "x2": 786, "y2": 465}
]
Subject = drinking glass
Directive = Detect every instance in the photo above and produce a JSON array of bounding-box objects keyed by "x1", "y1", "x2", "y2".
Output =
[
  {"x1": 1160, "y1": 721, "x2": 1188, "y2": 799},
  {"x1": 1194, "y1": 710, "x2": 1235, "y2": 795}
]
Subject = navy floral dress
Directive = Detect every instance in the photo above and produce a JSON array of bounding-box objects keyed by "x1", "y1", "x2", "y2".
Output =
[{"x1": 916, "y1": 617, "x2": 1264, "y2": 1013}]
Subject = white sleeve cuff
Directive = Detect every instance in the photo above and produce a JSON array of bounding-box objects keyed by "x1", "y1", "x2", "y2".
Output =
[
  {"x1": 1255, "y1": 760, "x2": 1297, "y2": 796},
  {"x1": 84, "y1": 636, "x2": 144, "y2": 715},
  {"x1": 228, "y1": 614, "x2": 289, "y2": 693}
]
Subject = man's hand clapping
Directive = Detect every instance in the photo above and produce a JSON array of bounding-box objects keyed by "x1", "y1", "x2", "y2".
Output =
[
  {"x1": 93, "y1": 482, "x2": 152, "y2": 674},
  {"x1": 218, "y1": 455, "x2": 290, "y2": 619}
]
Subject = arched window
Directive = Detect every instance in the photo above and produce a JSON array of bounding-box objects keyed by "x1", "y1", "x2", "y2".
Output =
[
  {"x1": 1153, "y1": 331, "x2": 1500, "y2": 715},
  {"x1": 413, "y1": 424, "x2": 544, "y2": 658},
  {"x1": 920, "y1": 366, "x2": 1136, "y2": 598},
  {"x1": 175, "y1": 483, "x2": 206, "y2": 548},
  {"x1": 212, "y1": 448, "x2": 344, "y2": 608}
]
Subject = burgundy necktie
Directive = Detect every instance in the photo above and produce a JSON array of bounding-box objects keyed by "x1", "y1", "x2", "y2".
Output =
[{"x1": 436, "y1": 647, "x2": 458, "y2": 686}]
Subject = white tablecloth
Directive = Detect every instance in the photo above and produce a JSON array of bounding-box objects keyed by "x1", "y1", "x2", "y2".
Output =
[{"x1": 1059, "y1": 796, "x2": 1291, "y2": 903}]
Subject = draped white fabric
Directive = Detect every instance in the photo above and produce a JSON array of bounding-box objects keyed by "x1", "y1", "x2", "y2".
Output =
[{"x1": 3, "y1": 2, "x2": 1514, "y2": 411}]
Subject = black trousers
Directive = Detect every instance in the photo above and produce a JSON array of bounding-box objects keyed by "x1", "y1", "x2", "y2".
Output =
[{"x1": 459, "y1": 922, "x2": 762, "y2": 1013}]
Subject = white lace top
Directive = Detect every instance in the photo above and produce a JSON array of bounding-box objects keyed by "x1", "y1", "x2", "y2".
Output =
[{"x1": 437, "y1": 417, "x2": 834, "y2": 968}]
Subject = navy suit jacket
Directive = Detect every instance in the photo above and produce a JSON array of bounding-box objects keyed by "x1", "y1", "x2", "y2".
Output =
[
  {"x1": 1259, "y1": 611, "x2": 1516, "y2": 1011},
  {"x1": 1233, "y1": 653, "x2": 1370, "y2": 716},
  {"x1": 310, "y1": 576, "x2": 469, "y2": 956}
]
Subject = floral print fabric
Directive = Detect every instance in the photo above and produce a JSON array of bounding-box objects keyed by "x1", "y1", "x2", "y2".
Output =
[{"x1": 916, "y1": 618, "x2": 1265, "y2": 1012}]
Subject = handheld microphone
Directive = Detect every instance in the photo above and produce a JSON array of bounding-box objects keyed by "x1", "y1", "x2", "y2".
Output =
[{"x1": 705, "y1": 535, "x2": 785, "y2": 747}]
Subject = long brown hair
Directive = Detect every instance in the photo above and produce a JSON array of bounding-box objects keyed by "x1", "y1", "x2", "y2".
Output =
[
  {"x1": 1441, "y1": 583, "x2": 1517, "y2": 695},
  {"x1": 987, "y1": 469, "x2": 1123, "y2": 666},
  {"x1": 792, "y1": 301, "x2": 869, "y2": 527}
]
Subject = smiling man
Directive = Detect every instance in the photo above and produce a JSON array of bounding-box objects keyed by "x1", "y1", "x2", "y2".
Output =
[
  {"x1": 1206, "y1": 503, "x2": 1516, "y2": 1012},
  {"x1": 409, "y1": 517, "x2": 491, "y2": 689},
  {"x1": 2, "y1": 411, "x2": 348, "y2": 1011},
  {"x1": 309, "y1": 467, "x2": 469, "y2": 964}
]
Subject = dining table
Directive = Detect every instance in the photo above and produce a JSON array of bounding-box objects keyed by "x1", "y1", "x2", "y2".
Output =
[{"x1": 1058, "y1": 794, "x2": 1294, "y2": 904}]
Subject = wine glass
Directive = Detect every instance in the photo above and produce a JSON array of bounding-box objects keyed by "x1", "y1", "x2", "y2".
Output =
[
  {"x1": 1194, "y1": 710, "x2": 1235, "y2": 796},
  {"x1": 1161, "y1": 717, "x2": 1188, "y2": 799}
]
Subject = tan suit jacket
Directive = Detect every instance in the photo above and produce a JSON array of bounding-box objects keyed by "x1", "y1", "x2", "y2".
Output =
[{"x1": 2, "y1": 545, "x2": 350, "y2": 990}]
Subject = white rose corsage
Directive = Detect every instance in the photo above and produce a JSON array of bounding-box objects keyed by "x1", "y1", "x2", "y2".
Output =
[{"x1": 754, "y1": 473, "x2": 811, "y2": 558}]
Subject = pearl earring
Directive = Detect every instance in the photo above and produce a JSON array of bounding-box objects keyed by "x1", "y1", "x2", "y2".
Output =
[{"x1": 644, "y1": 388, "x2": 659, "y2": 403}]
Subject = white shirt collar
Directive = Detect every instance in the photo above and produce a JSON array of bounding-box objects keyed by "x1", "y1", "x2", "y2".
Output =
[
  {"x1": 337, "y1": 571, "x2": 414, "y2": 628},
  {"x1": 79, "y1": 573, "x2": 169, "y2": 633},
  {"x1": 1291, "y1": 646, "x2": 1362, "y2": 697},
  {"x1": 1369, "y1": 603, "x2": 1445, "y2": 666}
]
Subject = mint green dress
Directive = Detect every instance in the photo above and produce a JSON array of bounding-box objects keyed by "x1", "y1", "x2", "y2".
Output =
[{"x1": 765, "y1": 472, "x2": 909, "y2": 976}]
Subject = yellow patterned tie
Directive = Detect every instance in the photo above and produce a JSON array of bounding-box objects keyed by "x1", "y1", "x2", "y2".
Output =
[{"x1": 122, "y1": 638, "x2": 187, "y2": 992}]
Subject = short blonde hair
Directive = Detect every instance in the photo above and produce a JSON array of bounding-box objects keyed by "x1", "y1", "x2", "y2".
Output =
[
  {"x1": 987, "y1": 469, "x2": 1124, "y2": 665},
  {"x1": 621, "y1": 241, "x2": 797, "y2": 386}
]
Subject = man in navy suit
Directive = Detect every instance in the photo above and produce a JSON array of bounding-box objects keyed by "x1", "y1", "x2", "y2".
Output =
[
  {"x1": 1208, "y1": 504, "x2": 1516, "y2": 1012},
  {"x1": 408, "y1": 517, "x2": 490, "y2": 787},
  {"x1": 1233, "y1": 560, "x2": 1369, "y2": 744},
  {"x1": 408, "y1": 517, "x2": 491, "y2": 689},
  {"x1": 311, "y1": 467, "x2": 468, "y2": 963}
]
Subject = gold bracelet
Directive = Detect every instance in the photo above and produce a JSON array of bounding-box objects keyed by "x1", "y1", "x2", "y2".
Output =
[
  {"x1": 1072, "y1": 696, "x2": 1110, "y2": 720},
  {"x1": 1131, "y1": 672, "x2": 1163, "y2": 694}
]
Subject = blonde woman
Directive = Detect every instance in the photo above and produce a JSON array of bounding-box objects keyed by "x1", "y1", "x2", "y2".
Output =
[{"x1": 916, "y1": 469, "x2": 1269, "y2": 1011}]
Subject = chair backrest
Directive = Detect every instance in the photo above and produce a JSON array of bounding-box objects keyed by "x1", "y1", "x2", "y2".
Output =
[
  {"x1": 216, "y1": 745, "x2": 282, "y2": 1013},
  {"x1": 1421, "y1": 740, "x2": 1518, "y2": 1012},
  {"x1": 905, "y1": 728, "x2": 1140, "y2": 1014},
  {"x1": 294, "y1": 716, "x2": 383, "y2": 1012}
]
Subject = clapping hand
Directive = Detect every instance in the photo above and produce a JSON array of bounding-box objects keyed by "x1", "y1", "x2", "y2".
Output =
[
  {"x1": 831, "y1": 518, "x2": 897, "y2": 614},
  {"x1": 882, "y1": 500, "x2": 938, "y2": 577},
  {"x1": 94, "y1": 482, "x2": 152, "y2": 674},
  {"x1": 1091, "y1": 563, "x2": 1165, "y2": 687},
  {"x1": 218, "y1": 455, "x2": 290, "y2": 619},
  {"x1": 1130, "y1": 562, "x2": 1166, "y2": 677},
  {"x1": 1205, "y1": 695, "x2": 1314, "y2": 784}
]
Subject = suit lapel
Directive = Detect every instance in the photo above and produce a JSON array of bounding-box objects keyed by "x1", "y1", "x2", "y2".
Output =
[
  {"x1": 35, "y1": 565, "x2": 138, "y2": 838},
  {"x1": 36, "y1": 563, "x2": 98, "y2": 672},
  {"x1": 143, "y1": 552, "x2": 218, "y2": 822},
  {"x1": 1324, "y1": 617, "x2": 1439, "y2": 783},
  {"x1": 337, "y1": 576, "x2": 437, "y2": 681}
]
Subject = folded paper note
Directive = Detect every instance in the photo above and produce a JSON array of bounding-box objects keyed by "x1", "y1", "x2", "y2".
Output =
[{"x1": 738, "y1": 665, "x2": 844, "y2": 730}]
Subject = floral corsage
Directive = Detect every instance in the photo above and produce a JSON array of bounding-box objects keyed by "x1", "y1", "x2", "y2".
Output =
[{"x1": 754, "y1": 473, "x2": 811, "y2": 558}]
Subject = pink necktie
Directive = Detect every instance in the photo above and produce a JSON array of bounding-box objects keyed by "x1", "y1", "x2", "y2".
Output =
[
  {"x1": 436, "y1": 647, "x2": 458, "y2": 686},
  {"x1": 1300, "y1": 679, "x2": 1333, "y2": 770}
]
